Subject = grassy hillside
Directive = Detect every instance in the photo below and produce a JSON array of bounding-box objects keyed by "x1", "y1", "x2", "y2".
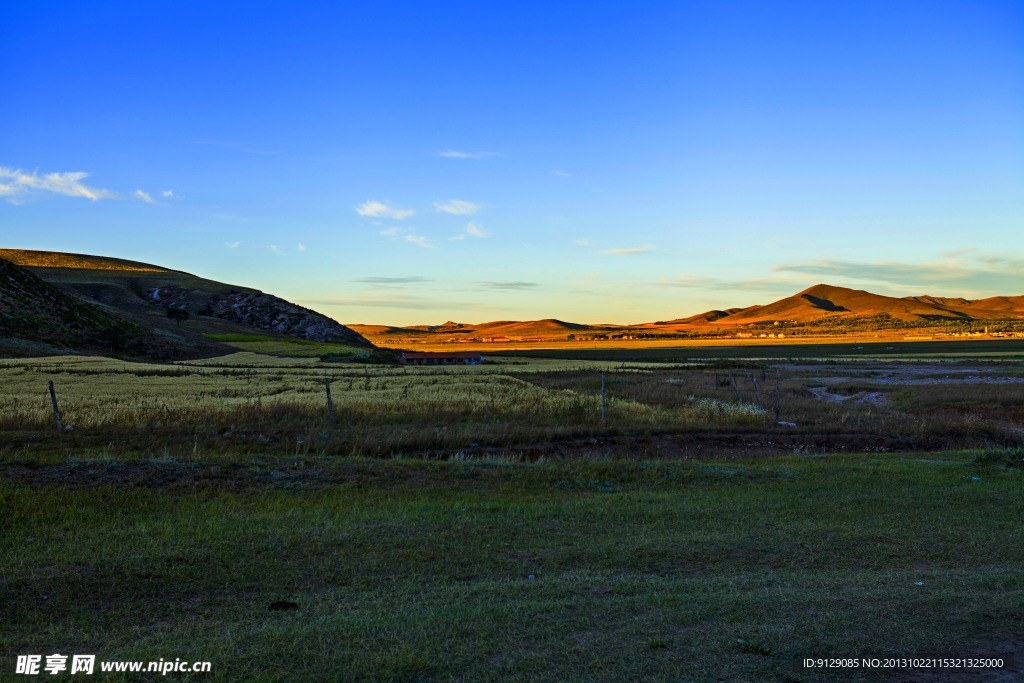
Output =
[
  {"x1": 0, "y1": 257, "x2": 196, "y2": 358},
  {"x1": 718, "y1": 284, "x2": 971, "y2": 324},
  {"x1": 0, "y1": 249, "x2": 170, "y2": 272},
  {"x1": 0, "y1": 248, "x2": 372, "y2": 357}
]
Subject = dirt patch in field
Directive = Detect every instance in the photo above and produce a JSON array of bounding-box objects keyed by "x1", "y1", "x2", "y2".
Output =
[
  {"x1": 809, "y1": 386, "x2": 888, "y2": 405},
  {"x1": 782, "y1": 361, "x2": 1024, "y2": 388}
]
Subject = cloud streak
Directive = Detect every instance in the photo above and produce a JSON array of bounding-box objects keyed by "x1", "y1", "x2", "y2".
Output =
[
  {"x1": 480, "y1": 281, "x2": 538, "y2": 291},
  {"x1": 0, "y1": 167, "x2": 119, "y2": 202},
  {"x1": 380, "y1": 227, "x2": 438, "y2": 249},
  {"x1": 436, "y1": 150, "x2": 497, "y2": 159},
  {"x1": 296, "y1": 292, "x2": 469, "y2": 310},
  {"x1": 353, "y1": 276, "x2": 433, "y2": 285},
  {"x1": 434, "y1": 199, "x2": 479, "y2": 215},
  {"x1": 0, "y1": 167, "x2": 161, "y2": 205},
  {"x1": 575, "y1": 238, "x2": 655, "y2": 256},
  {"x1": 601, "y1": 245, "x2": 656, "y2": 256},
  {"x1": 356, "y1": 200, "x2": 415, "y2": 220},
  {"x1": 774, "y1": 256, "x2": 1024, "y2": 295},
  {"x1": 450, "y1": 221, "x2": 491, "y2": 241},
  {"x1": 654, "y1": 274, "x2": 803, "y2": 294}
]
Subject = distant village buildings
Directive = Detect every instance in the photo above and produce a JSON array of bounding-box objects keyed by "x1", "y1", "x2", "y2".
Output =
[{"x1": 397, "y1": 351, "x2": 483, "y2": 366}]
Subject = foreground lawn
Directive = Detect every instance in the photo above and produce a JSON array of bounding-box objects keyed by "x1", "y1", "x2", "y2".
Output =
[{"x1": 1, "y1": 452, "x2": 1022, "y2": 681}]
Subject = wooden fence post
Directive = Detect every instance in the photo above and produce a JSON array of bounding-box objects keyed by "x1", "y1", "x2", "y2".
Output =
[
  {"x1": 601, "y1": 372, "x2": 607, "y2": 426},
  {"x1": 729, "y1": 371, "x2": 741, "y2": 403},
  {"x1": 775, "y1": 370, "x2": 782, "y2": 422},
  {"x1": 48, "y1": 380, "x2": 63, "y2": 431},
  {"x1": 324, "y1": 378, "x2": 334, "y2": 420}
]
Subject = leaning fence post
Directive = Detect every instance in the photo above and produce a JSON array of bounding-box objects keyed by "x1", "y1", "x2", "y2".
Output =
[
  {"x1": 48, "y1": 380, "x2": 63, "y2": 431},
  {"x1": 729, "y1": 371, "x2": 741, "y2": 403},
  {"x1": 324, "y1": 378, "x2": 335, "y2": 420}
]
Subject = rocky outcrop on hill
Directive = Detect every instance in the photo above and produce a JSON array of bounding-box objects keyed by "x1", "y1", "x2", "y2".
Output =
[{"x1": 145, "y1": 286, "x2": 372, "y2": 347}]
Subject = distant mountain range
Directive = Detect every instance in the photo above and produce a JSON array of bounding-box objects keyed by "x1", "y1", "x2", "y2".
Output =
[
  {"x1": 4, "y1": 247, "x2": 1021, "y2": 357},
  {"x1": 0, "y1": 249, "x2": 371, "y2": 358},
  {"x1": 350, "y1": 283, "x2": 1024, "y2": 342}
]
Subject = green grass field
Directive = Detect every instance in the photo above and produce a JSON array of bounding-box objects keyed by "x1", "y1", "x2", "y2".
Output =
[
  {"x1": 2, "y1": 347, "x2": 1022, "y2": 681},
  {"x1": 2, "y1": 453, "x2": 1022, "y2": 681}
]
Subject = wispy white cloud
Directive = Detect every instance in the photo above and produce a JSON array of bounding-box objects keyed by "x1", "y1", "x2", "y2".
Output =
[
  {"x1": 551, "y1": 169, "x2": 572, "y2": 178},
  {"x1": 574, "y1": 238, "x2": 654, "y2": 255},
  {"x1": 465, "y1": 221, "x2": 489, "y2": 238},
  {"x1": 601, "y1": 244, "x2": 656, "y2": 256},
  {"x1": 269, "y1": 244, "x2": 285, "y2": 255},
  {"x1": 134, "y1": 189, "x2": 155, "y2": 203},
  {"x1": 0, "y1": 167, "x2": 119, "y2": 202},
  {"x1": 225, "y1": 241, "x2": 241, "y2": 249},
  {"x1": 296, "y1": 242, "x2": 306, "y2": 252},
  {"x1": 356, "y1": 200, "x2": 415, "y2": 220},
  {"x1": 353, "y1": 276, "x2": 433, "y2": 286},
  {"x1": 480, "y1": 281, "x2": 537, "y2": 291},
  {"x1": 656, "y1": 275, "x2": 718, "y2": 288},
  {"x1": 405, "y1": 234, "x2": 437, "y2": 249},
  {"x1": 774, "y1": 256, "x2": 1024, "y2": 295},
  {"x1": 297, "y1": 292, "x2": 475, "y2": 311},
  {"x1": 654, "y1": 275, "x2": 797, "y2": 293},
  {"x1": 379, "y1": 227, "x2": 437, "y2": 249},
  {"x1": 434, "y1": 199, "x2": 479, "y2": 215},
  {"x1": 162, "y1": 189, "x2": 174, "y2": 198},
  {"x1": 450, "y1": 221, "x2": 491, "y2": 241},
  {"x1": 941, "y1": 247, "x2": 975, "y2": 258},
  {"x1": 436, "y1": 150, "x2": 497, "y2": 159}
]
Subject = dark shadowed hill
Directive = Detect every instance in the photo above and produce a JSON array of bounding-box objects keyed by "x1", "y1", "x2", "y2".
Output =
[
  {"x1": 0, "y1": 249, "x2": 372, "y2": 357},
  {"x1": 0, "y1": 257, "x2": 228, "y2": 358}
]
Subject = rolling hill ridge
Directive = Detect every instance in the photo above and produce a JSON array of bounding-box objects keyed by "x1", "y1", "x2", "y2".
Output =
[
  {"x1": 350, "y1": 283, "x2": 1024, "y2": 343},
  {"x1": 0, "y1": 249, "x2": 372, "y2": 358}
]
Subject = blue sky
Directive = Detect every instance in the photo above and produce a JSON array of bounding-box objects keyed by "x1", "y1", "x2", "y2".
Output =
[{"x1": 2, "y1": 1, "x2": 1022, "y2": 325}]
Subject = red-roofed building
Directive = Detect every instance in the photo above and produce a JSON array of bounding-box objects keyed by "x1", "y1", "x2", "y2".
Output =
[{"x1": 397, "y1": 351, "x2": 483, "y2": 366}]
